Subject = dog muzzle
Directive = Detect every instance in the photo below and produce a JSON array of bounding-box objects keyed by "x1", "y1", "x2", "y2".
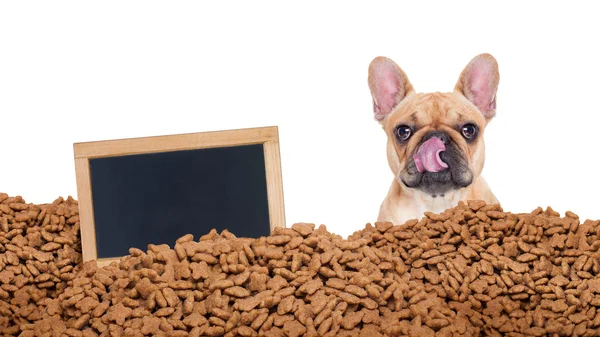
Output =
[{"x1": 413, "y1": 137, "x2": 448, "y2": 173}]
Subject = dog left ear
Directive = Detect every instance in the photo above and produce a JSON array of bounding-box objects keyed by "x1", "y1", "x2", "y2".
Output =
[
  {"x1": 455, "y1": 53, "x2": 499, "y2": 121},
  {"x1": 368, "y1": 57, "x2": 415, "y2": 122}
]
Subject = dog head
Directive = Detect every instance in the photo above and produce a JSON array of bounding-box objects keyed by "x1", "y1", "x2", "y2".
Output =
[{"x1": 368, "y1": 54, "x2": 499, "y2": 197}]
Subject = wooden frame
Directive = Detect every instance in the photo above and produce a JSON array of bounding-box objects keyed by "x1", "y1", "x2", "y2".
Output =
[{"x1": 73, "y1": 126, "x2": 286, "y2": 267}]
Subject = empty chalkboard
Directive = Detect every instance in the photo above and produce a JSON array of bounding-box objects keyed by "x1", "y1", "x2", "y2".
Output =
[{"x1": 73, "y1": 126, "x2": 285, "y2": 266}]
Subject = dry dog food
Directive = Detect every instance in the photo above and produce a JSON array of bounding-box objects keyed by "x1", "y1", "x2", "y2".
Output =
[{"x1": 2, "y1": 192, "x2": 600, "y2": 336}]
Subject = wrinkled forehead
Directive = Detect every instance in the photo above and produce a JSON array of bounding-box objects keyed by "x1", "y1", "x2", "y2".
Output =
[{"x1": 385, "y1": 92, "x2": 485, "y2": 131}]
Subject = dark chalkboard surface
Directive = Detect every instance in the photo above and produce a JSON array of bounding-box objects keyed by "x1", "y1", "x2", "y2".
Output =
[
  {"x1": 73, "y1": 126, "x2": 285, "y2": 266},
  {"x1": 89, "y1": 144, "x2": 270, "y2": 259}
]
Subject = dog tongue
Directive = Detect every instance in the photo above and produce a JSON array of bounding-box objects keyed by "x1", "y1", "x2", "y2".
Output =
[{"x1": 413, "y1": 137, "x2": 448, "y2": 173}]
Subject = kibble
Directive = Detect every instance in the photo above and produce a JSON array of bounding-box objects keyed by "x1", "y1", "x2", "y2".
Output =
[{"x1": 2, "y1": 193, "x2": 600, "y2": 336}]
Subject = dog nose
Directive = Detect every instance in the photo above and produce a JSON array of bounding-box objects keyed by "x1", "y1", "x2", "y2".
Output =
[{"x1": 423, "y1": 131, "x2": 450, "y2": 145}]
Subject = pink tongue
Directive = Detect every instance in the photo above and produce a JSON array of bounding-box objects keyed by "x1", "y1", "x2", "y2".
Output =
[{"x1": 413, "y1": 137, "x2": 448, "y2": 173}]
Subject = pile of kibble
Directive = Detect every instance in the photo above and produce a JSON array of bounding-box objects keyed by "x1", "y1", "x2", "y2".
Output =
[{"x1": 1, "y1": 192, "x2": 600, "y2": 337}]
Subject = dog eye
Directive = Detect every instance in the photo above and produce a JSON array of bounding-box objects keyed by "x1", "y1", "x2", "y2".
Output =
[
  {"x1": 461, "y1": 124, "x2": 478, "y2": 139},
  {"x1": 395, "y1": 125, "x2": 412, "y2": 141}
]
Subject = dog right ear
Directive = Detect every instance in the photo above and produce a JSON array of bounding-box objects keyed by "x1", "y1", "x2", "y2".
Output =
[{"x1": 368, "y1": 57, "x2": 414, "y2": 122}]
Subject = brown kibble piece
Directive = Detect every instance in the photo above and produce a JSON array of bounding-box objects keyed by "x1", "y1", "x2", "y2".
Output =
[
  {"x1": 105, "y1": 303, "x2": 132, "y2": 325},
  {"x1": 224, "y1": 286, "x2": 251, "y2": 297},
  {"x1": 291, "y1": 223, "x2": 314, "y2": 237},
  {"x1": 283, "y1": 320, "x2": 307, "y2": 337}
]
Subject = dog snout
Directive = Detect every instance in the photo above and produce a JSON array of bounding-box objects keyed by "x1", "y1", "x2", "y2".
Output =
[{"x1": 422, "y1": 131, "x2": 450, "y2": 145}]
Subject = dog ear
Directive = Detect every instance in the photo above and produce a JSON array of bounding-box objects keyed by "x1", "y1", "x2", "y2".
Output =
[
  {"x1": 368, "y1": 57, "x2": 415, "y2": 122},
  {"x1": 455, "y1": 53, "x2": 499, "y2": 121}
]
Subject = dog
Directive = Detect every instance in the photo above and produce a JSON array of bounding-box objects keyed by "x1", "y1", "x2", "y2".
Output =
[{"x1": 368, "y1": 53, "x2": 500, "y2": 224}]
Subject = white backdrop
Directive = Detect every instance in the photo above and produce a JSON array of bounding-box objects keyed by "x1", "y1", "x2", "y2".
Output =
[{"x1": 1, "y1": 1, "x2": 599, "y2": 239}]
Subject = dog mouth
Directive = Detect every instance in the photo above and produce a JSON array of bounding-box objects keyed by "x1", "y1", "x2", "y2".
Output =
[
  {"x1": 400, "y1": 137, "x2": 473, "y2": 195},
  {"x1": 412, "y1": 137, "x2": 448, "y2": 173}
]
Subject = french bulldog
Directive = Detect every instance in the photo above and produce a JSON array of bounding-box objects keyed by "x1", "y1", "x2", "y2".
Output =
[{"x1": 368, "y1": 53, "x2": 500, "y2": 224}]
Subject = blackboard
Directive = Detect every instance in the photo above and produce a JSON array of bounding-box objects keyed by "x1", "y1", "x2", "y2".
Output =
[
  {"x1": 89, "y1": 144, "x2": 270, "y2": 259},
  {"x1": 73, "y1": 126, "x2": 285, "y2": 266}
]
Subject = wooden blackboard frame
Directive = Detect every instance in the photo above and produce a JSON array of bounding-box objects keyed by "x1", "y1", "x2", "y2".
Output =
[{"x1": 73, "y1": 126, "x2": 285, "y2": 266}]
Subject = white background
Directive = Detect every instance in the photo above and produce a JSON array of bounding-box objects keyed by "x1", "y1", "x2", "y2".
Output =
[{"x1": 1, "y1": 1, "x2": 599, "y2": 239}]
